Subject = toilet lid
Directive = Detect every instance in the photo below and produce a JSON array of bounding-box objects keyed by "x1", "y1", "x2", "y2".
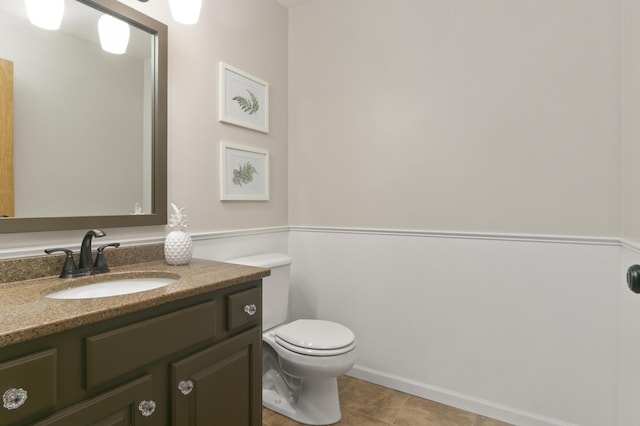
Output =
[{"x1": 275, "y1": 319, "x2": 356, "y2": 356}]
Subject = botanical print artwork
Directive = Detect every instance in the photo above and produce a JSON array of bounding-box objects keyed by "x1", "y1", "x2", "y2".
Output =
[
  {"x1": 219, "y1": 62, "x2": 269, "y2": 133},
  {"x1": 220, "y1": 141, "x2": 269, "y2": 200},
  {"x1": 233, "y1": 161, "x2": 258, "y2": 186},
  {"x1": 233, "y1": 90, "x2": 259, "y2": 115}
]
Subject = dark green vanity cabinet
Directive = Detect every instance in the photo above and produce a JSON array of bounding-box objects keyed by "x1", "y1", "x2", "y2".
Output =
[{"x1": 0, "y1": 280, "x2": 262, "y2": 426}]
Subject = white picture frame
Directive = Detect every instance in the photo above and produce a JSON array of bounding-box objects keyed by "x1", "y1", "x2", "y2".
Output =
[
  {"x1": 220, "y1": 142, "x2": 269, "y2": 201},
  {"x1": 219, "y1": 62, "x2": 269, "y2": 133}
]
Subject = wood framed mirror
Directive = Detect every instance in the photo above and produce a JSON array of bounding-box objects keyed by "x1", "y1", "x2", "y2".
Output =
[{"x1": 0, "y1": 0, "x2": 167, "y2": 233}]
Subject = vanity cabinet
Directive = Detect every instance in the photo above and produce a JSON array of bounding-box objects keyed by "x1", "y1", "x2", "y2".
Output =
[{"x1": 0, "y1": 280, "x2": 262, "y2": 426}]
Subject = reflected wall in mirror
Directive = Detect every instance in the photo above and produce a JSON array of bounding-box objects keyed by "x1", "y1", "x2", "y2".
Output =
[{"x1": 0, "y1": 0, "x2": 167, "y2": 233}]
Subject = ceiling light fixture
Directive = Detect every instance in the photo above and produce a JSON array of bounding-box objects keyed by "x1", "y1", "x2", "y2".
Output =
[
  {"x1": 25, "y1": 0, "x2": 65, "y2": 30},
  {"x1": 137, "y1": 0, "x2": 202, "y2": 25},
  {"x1": 98, "y1": 15, "x2": 131, "y2": 55}
]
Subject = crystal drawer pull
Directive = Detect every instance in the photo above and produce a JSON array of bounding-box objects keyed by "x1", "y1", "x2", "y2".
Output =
[
  {"x1": 138, "y1": 400, "x2": 156, "y2": 417},
  {"x1": 3, "y1": 388, "x2": 28, "y2": 410},
  {"x1": 178, "y1": 380, "x2": 194, "y2": 395},
  {"x1": 244, "y1": 304, "x2": 257, "y2": 316}
]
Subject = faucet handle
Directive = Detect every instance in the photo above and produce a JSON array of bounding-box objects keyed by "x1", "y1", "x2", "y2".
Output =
[
  {"x1": 93, "y1": 243, "x2": 120, "y2": 272},
  {"x1": 44, "y1": 248, "x2": 77, "y2": 278}
]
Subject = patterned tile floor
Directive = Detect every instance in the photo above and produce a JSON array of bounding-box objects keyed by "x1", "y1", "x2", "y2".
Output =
[{"x1": 263, "y1": 376, "x2": 513, "y2": 426}]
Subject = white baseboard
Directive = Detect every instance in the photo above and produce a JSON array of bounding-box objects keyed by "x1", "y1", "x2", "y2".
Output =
[{"x1": 347, "y1": 365, "x2": 578, "y2": 426}]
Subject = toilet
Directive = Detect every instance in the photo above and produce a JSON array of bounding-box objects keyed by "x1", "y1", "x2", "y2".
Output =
[{"x1": 228, "y1": 253, "x2": 357, "y2": 425}]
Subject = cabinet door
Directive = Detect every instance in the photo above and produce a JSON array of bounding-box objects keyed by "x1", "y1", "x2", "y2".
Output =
[
  {"x1": 33, "y1": 375, "x2": 157, "y2": 426},
  {"x1": 172, "y1": 327, "x2": 261, "y2": 426}
]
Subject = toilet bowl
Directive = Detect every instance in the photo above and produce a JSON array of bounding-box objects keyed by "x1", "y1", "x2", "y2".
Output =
[
  {"x1": 228, "y1": 253, "x2": 358, "y2": 425},
  {"x1": 266, "y1": 320, "x2": 357, "y2": 377},
  {"x1": 262, "y1": 320, "x2": 357, "y2": 425}
]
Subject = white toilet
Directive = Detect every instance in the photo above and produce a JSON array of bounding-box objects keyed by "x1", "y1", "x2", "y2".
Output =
[{"x1": 228, "y1": 253, "x2": 357, "y2": 425}]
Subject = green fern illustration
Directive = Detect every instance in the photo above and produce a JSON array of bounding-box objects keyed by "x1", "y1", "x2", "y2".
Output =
[
  {"x1": 232, "y1": 161, "x2": 258, "y2": 186},
  {"x1": 232, "y1": 89, "x2": 260, "y2": 115}
]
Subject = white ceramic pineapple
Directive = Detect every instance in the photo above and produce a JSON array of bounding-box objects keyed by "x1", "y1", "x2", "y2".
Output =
[{"x1": 164, "y1": 203, "x2": 193, "y2": 265}]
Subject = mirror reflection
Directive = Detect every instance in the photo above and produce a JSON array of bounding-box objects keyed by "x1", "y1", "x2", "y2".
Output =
[{"x1": 0, "y1": 0, "x2": 155, "y2": 219}]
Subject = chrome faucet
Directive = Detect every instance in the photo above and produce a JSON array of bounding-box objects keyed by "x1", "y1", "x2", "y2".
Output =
[{"x1": 45, "y1": 229, "x2": 119, "y2": 278}]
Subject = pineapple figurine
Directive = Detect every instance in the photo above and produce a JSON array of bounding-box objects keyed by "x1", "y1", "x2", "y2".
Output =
[{"x1": 164, "y1": 203, "x2": 193, "y2": 265}]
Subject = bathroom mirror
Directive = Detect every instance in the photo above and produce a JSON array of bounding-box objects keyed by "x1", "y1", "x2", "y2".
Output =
[{"x1": 0, "y1": 0, "x2": 167, "y2": 233}]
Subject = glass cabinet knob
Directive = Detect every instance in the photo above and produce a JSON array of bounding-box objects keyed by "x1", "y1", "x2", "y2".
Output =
[
  {"x1": 3, "y1": 388, "x2": 28, "y2": 410},
  {"x1": 138, "y1": 400, "x2": 156, "y2": 417},
  {"x1": 178, "y1": 380, "x2": 194, "y2": 395},
  {"x1": 244, "y1": 304, "x2": 257, "y2": 316}
]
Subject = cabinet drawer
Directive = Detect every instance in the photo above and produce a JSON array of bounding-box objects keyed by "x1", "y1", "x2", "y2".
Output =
[
  {"x1": 87, "y1": 301, "x2": 216, "y2": 388},
  {"x1": 0, "y1": 349, "x2": 56, "y2": 425},
  {"x1": 227, "y1": 287, "x2": 261, "y2": 331},
  {"x1": 33, "y1": 375, "x2": 153, "y2": 426}
]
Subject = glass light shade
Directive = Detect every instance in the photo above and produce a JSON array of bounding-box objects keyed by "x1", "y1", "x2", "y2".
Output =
[
  {"x1": 98, "y1": 15, "x2": 130, "y2": 55},
  {"x1": 25, "y1": 0, "x2": 64, "y2": 30},
  {"x1": 168, "y1": 0, "x2": 202, "y2": 24}
]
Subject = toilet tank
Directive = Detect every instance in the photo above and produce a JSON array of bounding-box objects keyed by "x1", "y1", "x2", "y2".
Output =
[{"x1": 227, "y1": 253, "x2": 291, "y2": 331}]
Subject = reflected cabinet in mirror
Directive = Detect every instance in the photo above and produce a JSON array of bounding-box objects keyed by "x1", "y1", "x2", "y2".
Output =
[{"x1": 0, "y1": 0, "x2": 167, "y2": 233}]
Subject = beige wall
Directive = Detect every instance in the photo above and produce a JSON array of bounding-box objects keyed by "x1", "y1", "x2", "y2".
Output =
[
  {"x1": 619, "y1": 1, "x2": 640, "y2": 424},
  {"x1": 623, "y1": 0, "x2": 640, "y2": 244},
  {"x1": 289, "y1": 0, "x2": 621, "y2": 237},
  {"x1": 161, "y1": 0, "x2": 288, "y2": 233},
  {"x1": 0, "y1": 0, "x2": 288, "y2": 252}
]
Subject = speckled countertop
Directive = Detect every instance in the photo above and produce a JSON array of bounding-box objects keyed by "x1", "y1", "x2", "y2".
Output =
[{"x1": 0, "y1": 258, "x2": 269, "y2": 348}]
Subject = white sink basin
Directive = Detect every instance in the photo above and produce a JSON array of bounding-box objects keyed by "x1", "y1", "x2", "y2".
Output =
[{"x1": 46, "y1": 275, "x2": 177, "y2": 299}]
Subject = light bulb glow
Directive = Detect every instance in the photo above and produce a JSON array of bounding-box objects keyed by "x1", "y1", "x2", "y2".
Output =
[
  {"x1": 25, "y1": 0, "x2": 65, "y2": 30},
  {"x1": 168, "y1": 0, "x2": 202, "y2": 24},
  {"x1": 98, "y1": 15, "x2": 130, "y2": 55}
]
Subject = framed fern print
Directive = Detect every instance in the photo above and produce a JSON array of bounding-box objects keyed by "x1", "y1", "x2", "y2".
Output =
[
  {"x1": 219, "y1": 62, "x2": 269, "y2": 133},
  {"x1": 220, "y1": 142, "x2": 269, "y2": 200}
]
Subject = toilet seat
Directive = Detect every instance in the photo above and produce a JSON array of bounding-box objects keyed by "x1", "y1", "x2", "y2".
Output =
[{"x1": 275, "y1": 319, "x2": 356, "y2": 356}]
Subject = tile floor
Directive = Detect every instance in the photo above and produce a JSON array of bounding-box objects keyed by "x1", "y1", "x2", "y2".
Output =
[{"x1": 262, "y1": 376, "x2": 514, "y2": 426}]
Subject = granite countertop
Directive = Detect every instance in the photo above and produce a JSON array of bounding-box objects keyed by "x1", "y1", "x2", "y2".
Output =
[{"x1": 0, "y1": 258, "x2": 269, "y2": 348}]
